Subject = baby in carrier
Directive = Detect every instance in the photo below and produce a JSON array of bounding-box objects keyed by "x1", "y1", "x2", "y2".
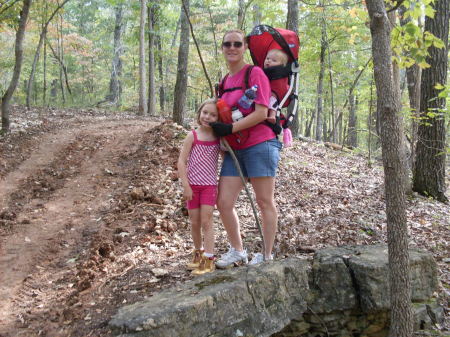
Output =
[{"x1": 263, "y1": 49, "x2": 289, "y2": 124}]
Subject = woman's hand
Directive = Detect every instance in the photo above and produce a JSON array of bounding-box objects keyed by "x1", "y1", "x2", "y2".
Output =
[{"x1": 209, "y1": 122, "x2": 233, "y2": 137}]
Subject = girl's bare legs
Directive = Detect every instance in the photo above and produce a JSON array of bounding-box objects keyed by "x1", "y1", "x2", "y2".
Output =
[
  {"x1": 250, "y1": 177, "x2": 277, "y2": 258},
  {"x1": 188, "y1": 208, "x2": 202, "y2": 250},
  {"x1": 216, "y1": 176, "x2": 244, "y2": 251},
  {"x1": 200, "y1": 205, "x2": 215, "y2": 254}
]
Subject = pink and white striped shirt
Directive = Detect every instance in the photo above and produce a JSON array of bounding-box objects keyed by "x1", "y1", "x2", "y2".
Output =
[{"x1": 187, "y1": 130, "x2": 220, "y2": 186}]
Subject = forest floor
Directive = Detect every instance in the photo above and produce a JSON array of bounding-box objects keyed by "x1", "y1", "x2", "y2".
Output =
[{"x1": 0, "y1": 106, "x2": 448, "y2": 337}]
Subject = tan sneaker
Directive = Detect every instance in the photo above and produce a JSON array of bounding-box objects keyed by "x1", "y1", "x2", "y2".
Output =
[
  {"x1": 186, "y1": 249, "x2": 203, "y2": 270},
  {"x1": 192, "y1": 255, "x2": 216, "y2": 275}
]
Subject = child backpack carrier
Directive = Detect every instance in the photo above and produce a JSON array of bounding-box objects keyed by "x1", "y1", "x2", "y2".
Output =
[{"x1": 247, "y1": 25, "x2": 300, "y2": 137}]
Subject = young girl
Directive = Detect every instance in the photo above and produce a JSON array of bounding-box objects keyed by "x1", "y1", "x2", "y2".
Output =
[{"x1": 177, "y1": 98, "x2": 221, "y2": 275}]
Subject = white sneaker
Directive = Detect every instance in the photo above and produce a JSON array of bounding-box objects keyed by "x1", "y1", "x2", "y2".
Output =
[
  {"x1": 249, "y1": 253, "x2": 273, "y2": 265},
  {"x1": 215, "y1": 247, "x2": 248, "y2": 269}
]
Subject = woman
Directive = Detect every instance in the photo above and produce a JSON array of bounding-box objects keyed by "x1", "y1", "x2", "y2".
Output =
[{"x1": 210, "y1": 30, "x2": 282, "y2": 268}]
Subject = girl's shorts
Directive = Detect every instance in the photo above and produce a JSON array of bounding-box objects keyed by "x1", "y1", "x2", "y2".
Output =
[
  {"x1": 220, "y1": 138, "x2": 282, "y2": 178},
  {"x1": 186, "y1": 185, "x2": 217, "y2": 210}
]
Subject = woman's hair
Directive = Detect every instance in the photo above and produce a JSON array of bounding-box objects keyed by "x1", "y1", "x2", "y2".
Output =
[
  {"x1": 222, "y1": 29, "x2": 246, "y2": 44},
  {"x1": 196, "y1": 98, "x2": 218, "y2": 124}
]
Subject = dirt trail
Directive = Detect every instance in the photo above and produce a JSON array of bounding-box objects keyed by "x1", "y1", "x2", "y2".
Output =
[{"x1": 0, "y1": 119, "x2": 157, "y2": 334}]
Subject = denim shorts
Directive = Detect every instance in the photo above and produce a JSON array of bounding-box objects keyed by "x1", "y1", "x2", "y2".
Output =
[{"x1": 220, "y1": 138, "x2": 282, "y2": 178}]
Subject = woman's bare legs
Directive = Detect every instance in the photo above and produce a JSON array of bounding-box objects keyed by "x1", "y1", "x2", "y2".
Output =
[
  {"x1": 250, "y1": 177, "x2": 277, "y2": 258},
  {"x1": 216, "y1": 176, "x2": 244, "y2": 251}
]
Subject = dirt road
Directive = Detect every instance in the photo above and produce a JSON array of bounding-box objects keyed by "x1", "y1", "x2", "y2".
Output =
[{"x1": 0, "y1": 118, "x2": 160, "y2": 336}]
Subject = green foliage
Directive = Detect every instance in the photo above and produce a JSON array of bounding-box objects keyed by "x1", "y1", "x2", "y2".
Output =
[{"x1": 391, "y1": 0, "x2": 446, "y2": 69}]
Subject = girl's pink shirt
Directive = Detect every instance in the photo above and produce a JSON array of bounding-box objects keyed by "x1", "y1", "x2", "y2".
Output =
[{"x1": 222, "y1": 65, "x2": 274, "y2": 150}]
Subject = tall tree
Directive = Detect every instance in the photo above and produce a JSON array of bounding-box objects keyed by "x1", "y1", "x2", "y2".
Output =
[
  {"x1": 399, "y1": 5, "x2": 421, "y2": 169},
  {"x1": 138, "y1": 0, "x2": 148, "y2": 115},
  {"x1": 413, "y1": 0, "x2": 449, "y2": 203},
  {"x1": 173, "y1": 0, "x2": 190, "y2": 125},
  {"x1": 286, "y1": 0, "x2": 299, "y2": 137},
  {"x1": 365, "y1": 1, "x2": 413, "y2": 337},
  {"x1": 1, "y1": 0, "x2": 32, "y2": 133},
  {"x1": 148, "y1": 1, "x2": 156, "y2": 115},
  {"x1": 107, "y1": 3, "x2": 124, "y2": 106},
  {"x1": 347, "y1": 92, "x2": 358, "y2": 148},
  {"x1": 315, "y1": 19, "x2": 326, "y2": 141},
  {"x1": 237, "y1": 0, "x2": 245, "y2": 30},
  {"x1": 157, "y1": 35, "x2": 165, "y2": 113},
  {"x1": 252, "y1": 4, "x2": 261, "y2": 27},
  {"x1": 26, "y1": 0, "x2": 70, "y2": 109}
]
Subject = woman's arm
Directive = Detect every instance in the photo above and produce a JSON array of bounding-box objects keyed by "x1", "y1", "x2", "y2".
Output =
[
  {"x1": 177, "y1": 132, "x2": 194, "y2": 200},
  {"x1": 231, "y1": 103, "x2": 267, "y2": 133}
]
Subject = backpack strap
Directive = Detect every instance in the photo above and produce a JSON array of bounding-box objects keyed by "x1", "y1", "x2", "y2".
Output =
[{"x1": 216, "y1": 65, "x2": 254, "y2": 98}]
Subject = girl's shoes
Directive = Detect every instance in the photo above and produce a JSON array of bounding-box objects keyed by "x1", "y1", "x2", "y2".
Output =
[
  {"x1": 192, "y1": 255, "x2": 216, "y2": 275},
  {"x1": 187, "y1": 249, "x2": 204, "y2": 270}
]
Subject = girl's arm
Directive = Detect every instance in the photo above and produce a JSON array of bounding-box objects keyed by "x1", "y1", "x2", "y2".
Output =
[{"x1": 177, "y1": 132, "x2": 194, "y2": 201}]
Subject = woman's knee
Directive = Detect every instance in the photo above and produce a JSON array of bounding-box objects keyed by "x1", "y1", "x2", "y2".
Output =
[
  {"x1": 216, "y1": 197, "x2": 235, "y2": 213},
  {"x1": 255, "y1": 195, "x2": 275, "y2": 211}
]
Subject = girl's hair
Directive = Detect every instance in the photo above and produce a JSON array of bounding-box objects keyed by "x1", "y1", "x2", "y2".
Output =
[
  {"x1": 222, "y1": 29, "x2": 246, "y2": 44},
  {"x1": 196, "y1": 98, "x2": 218, "y2": 124}
]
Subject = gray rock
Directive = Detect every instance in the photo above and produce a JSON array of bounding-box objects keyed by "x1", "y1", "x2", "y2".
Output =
[
  {"x1": 109, "y1": 245, "x2": 440, "y2": 337},
  {"x1": 110, "y1": 258, "x2": 310, "y2": 337}
]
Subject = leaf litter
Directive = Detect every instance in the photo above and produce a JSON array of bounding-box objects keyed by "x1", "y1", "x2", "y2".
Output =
[{"x1": 0, "y1": 107, "x2": 448, "y2": 336}]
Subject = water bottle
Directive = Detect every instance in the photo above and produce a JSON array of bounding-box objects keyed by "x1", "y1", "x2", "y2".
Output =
[
  {"x1": 238, "y1": 85, "x2": 258, "y2": 110},
  {"x1": 231, "y1": 107, "x2": 244, "y2": 122}
]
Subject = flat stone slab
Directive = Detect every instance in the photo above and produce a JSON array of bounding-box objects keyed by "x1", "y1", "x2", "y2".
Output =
[
  {"x1": 109, "y1": 245, "x2": 438, "y2": 337},
  {"x1": 110, "y1": 258, "x2": 310, "y2": 337}
]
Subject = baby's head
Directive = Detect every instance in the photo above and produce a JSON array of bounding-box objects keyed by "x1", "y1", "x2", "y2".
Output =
[{"x1": 264, "y1": 49, "x2": 288, "y2": 68}]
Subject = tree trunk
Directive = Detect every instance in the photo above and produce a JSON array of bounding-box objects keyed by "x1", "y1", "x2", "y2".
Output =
[
  {"x1": 58, "y1": 14, "x2": 66, "y2": 105},
  {"x1": 365, "y1": 1, "x2": 413, "y2": 337},
  {"x1": 325, "y1": 25, "x2": 336, "y2": 143},
  {"x1": 237, "y1": 0, "x2": 245, "y2": 30},
  {"x1": 315, "y1": 24, "x2": 326, "y2": 141},
  {"x1": 46, "y1": 38, "x2": 72, "y2": 97},
  {"x1": 26, "y1": 0, "x2": 70, "y2": 109},
  {"x1": 252, "y1": 4, "x2": 261, "y2": 27},
  {"x1": 43, "y1": 33, "x2": 47, "y2": 106},
  {"x1": 147, "y1": 2, "x2": 156, "y2": 115},
  {"x1": 1, "y1": 0, "x2": 32, "y2": 133},
  {"x1": 206, "y1": 5, "x2": 220, "y2": 82},
  {"x1": 347, "y1": 93, "x2": 358, "y2": 148},
  {"x1": 413, "y1": 0, "x2": 449, "y2": 203},
  {"x1": 108, "y1": 4, "x2": 124, "y2": 106},
  {"x1": 389, "y1": 12, "x2": 411, "y2": 195},
  {"x1": 138, "y1": 0, "x2": 148, "y2": 115},
  {"x1": 286, "y1": 0, "x2": 300, "y2": 137},
  {"x1": 157, "y1": 35, "x2": 165, "y2": 113},
  {"x1": 172, "y1": 0, "x2": 190, "y2": 125},
  {"x1": 399, "y1": 5, "x2": 421, "y2": 170}
]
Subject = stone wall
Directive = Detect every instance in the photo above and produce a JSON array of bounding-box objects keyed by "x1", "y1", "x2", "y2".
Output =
[{"x1": 109, "y1": 245, "x2": 444, "y2": 337}]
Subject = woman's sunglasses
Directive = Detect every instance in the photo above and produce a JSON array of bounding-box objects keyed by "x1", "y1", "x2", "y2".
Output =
[{"x1": 222, "y1": 41, "x2": 243, "y2": 48}]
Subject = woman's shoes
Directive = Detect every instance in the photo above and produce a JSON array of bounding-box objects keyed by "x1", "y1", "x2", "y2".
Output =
[{"x1": 249, "y1": 253, "x2": 274, "y2": 265}]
